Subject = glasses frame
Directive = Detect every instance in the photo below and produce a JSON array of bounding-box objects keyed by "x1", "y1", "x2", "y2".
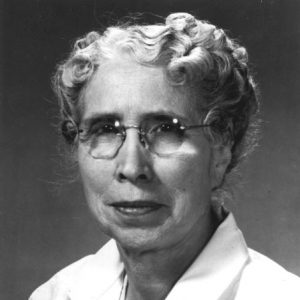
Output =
[{"x1": 76, "y1": 119, "x2": 211, "y2": 159}]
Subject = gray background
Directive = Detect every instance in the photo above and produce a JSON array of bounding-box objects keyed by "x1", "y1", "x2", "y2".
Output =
[{"x1": 1, "y1": 0, "x2": 299, "y2": 299}]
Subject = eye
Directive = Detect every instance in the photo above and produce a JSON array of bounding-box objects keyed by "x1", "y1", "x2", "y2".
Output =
[
  {"x1": 151, "y1": 119, "x2": 184, "y2": 136},
  {"x1": 91, "y1": 123, "x2": 119, "y2": 136},
  {"x1": 79, "y1": 120, "x2": 121, "y2": 140},
  {"x1": 157, "y1": 123, "x2": 178, "y2": 132}
]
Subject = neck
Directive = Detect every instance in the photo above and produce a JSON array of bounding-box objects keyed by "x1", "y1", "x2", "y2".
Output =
[{"x1": 117, "y1": 209, "x2": 218, "y2": 300}]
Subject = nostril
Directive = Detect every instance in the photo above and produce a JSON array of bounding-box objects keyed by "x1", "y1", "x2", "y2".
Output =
[
  {"x1": 117, "y1": 172, "x2": 149, "y2": 182},
  {"x1": 118, "y1": 173, "x2": 127, "y2": 181},
  {"x1": 138, "y1": 174, "x2": 148, "y2": 181}
]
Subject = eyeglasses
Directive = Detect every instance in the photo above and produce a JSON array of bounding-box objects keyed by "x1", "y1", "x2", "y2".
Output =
[{"x1": 77, "y1": 117, "x2": 210, "y2": 159}]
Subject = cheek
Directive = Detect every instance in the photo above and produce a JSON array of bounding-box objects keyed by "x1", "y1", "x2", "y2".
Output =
[
  {"x1": 154, "y1": 151, "x2": 213, "y2": 217},
  {"x1": 78, "y1": 153, "x2": 114, "y2": 203},
  {"x1": 155, "y1": 151, "x2": 212, "y2": 192}
]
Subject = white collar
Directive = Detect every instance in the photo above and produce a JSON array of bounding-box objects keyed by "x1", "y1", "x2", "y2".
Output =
[
  {"x1": 166, "y1": 213, "x2": 250, "y2": 299},
  {"x1": 68, "y1": 213, "x2": 250, "y2": 300}
]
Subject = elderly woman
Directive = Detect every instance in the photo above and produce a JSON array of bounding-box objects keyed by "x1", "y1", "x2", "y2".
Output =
[{"x1": 30, "y1": 12, "x2": 299, "y2": 300}]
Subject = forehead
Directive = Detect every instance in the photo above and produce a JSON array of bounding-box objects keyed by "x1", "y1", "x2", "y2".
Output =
[{"x1": 81, "y1": 58, "x2": 201, "y2": 123}]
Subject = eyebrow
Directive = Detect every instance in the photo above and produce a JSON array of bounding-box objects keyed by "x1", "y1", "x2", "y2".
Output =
[
  {"x1": 81, "y1": 113, "x2": 120, "y2": 128},
  {"x1": 81, "y1": 110, "x2": 190, "y2": 127}
]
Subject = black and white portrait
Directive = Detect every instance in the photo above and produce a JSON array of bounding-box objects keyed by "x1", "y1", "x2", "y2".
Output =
[{"x1": 1, "y1": 1, "x2": 300, "y2": 299}]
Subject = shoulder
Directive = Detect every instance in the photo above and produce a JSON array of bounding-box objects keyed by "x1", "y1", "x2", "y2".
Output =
[
  {"x1": 236, "y1": 249, "x2": 300, "y2": 299},
  {"x1": 29, "y1": 239, "x2": 123, "y2": 300},
  {"x1": 29, "y1": 255, "x2": 95, "y2": 300}
]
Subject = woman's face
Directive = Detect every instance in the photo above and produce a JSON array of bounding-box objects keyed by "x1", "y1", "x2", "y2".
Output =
[{"x1": 78, "y1": 58, "x2": 224, "y2": 252}]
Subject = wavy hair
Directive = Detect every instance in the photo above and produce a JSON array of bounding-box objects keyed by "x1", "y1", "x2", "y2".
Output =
[{"x1": 54, "y1": 12, "x2": 259, "y2": 175}]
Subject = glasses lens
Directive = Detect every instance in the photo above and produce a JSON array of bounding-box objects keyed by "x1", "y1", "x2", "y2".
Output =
[
  {"x1": 88, "y1": 123, "x2": 123, "y2": 158},
  {"x1": 81, "y1": 118, "x2": 187, "y2": 158},
  {"x1": 147, "y1": 120, "x2": 184, "y2": 155}
]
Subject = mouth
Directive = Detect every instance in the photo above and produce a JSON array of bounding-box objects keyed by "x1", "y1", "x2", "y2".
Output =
[{"x1": 109, "y1": 201, "x2": 165, "y2": 216}]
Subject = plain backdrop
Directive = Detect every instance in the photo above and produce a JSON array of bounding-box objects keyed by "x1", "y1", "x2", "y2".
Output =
[{"x1": 1, "y1": 0, "x2": 300, "y2": 299}]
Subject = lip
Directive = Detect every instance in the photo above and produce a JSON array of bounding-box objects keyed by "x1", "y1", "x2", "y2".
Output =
[{"x1": 109, "y1": 200, "x2": 165, "y2": 216}]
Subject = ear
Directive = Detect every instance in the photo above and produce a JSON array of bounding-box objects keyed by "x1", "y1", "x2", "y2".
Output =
[{"x1": 210, "y1": 144, "x2": 232, "y2": 190}]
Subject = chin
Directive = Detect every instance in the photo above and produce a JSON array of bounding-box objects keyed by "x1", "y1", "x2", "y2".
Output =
[{"x1": 110, "y1": 226, "x2": 165, "y2": 253}]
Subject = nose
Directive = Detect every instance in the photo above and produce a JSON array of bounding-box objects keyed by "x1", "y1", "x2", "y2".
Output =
[{"x1": 114, "y1": 128, "x2": 154, "y2": 183}]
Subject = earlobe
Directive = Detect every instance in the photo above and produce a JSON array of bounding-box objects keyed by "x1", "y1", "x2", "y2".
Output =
[{"x1": 210, "y1": 144, "x2": 232, "y2": 190}]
